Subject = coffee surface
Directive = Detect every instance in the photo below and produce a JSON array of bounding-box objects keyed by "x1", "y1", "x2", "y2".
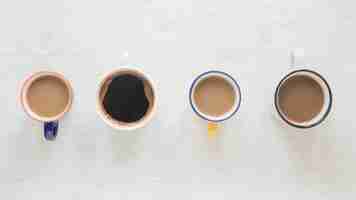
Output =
[
  {"x1": 194, "y1": 76, "x2": 235, "y2": 117},
  {"x1": 278, "y1": 75, "x2": 324, "y2": 123},
  {"x1": 103, "y1": 74, "x2": 149, "y2": 123},
  {"x1": 27, "y1": 76, "x2": 69, "y2": 118}
]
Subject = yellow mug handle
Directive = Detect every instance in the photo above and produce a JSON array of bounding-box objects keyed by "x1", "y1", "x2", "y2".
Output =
[{"x1": 207, "y1": 122, "x2": 219, "y2": 138}]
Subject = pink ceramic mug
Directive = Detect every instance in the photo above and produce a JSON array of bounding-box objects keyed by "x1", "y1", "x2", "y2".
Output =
[
  {"x1": 97, "y1": 68, "x2": 157, "y2": 131},
  {"x1": 20, "y1": 71, "x2": 73, "y2": 140}
]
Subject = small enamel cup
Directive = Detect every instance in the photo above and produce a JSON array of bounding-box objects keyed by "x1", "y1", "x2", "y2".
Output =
[
  {"x1": 97, "y1": 68, "x2": 157, "y2": 131},
  {"x1": 274, "y1": 69, "x2": 333, "y2": 128},
  {"x1": 20, "y1": 71, "x2": 73, "y2": 141},
  {"x1": 189, "y1": 70, "x2": 242, "y2": 137}
]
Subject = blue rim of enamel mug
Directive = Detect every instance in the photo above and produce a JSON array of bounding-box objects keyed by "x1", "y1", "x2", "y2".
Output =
[
  {"x1": 274, "y1": 69, "x2": 333, "y2": 129},
  {"x1": 189, "y1": 70, "x2": 242, "y2": 122}
]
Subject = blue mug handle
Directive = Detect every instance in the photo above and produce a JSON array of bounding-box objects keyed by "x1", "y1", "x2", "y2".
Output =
[{"x1": 44, "y1": 121, "x2": 59, "y2": 141}]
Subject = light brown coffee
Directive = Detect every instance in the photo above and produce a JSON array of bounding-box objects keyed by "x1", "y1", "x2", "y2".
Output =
[
  {"x1": 194, "y1": 76, "x2": 235, "y2": 117},
  {"x1": 278, "y1": 75, "x2": 324, "y2": 123},
  {"x1": 27, "y1": 76, "x2": 69, "y2": 118}
]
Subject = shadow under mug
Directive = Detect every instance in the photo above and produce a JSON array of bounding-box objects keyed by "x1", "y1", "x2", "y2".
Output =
[
  {"x1": 97, "y1": 68, "x2": 157, "y2": 131},
  {"x1": 20, "y1": 71, "x2": 73, "y2": 140},
  {"x1": 274, "y1": 69, "x2": 333, "y2": 129},
  {"x1": 189, "y1": 70, "x2": 242, "y2": 137}
]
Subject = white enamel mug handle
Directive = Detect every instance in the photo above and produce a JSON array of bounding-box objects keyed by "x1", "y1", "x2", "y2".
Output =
[{"x1": 289, "y1": 48, "x2": 305, "y2": 69}]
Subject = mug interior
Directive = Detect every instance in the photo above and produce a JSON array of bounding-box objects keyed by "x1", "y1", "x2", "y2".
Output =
[
  {"x1": 97, "y1": 68, "x2": 156, "y2": 130},
  {"x1": 21, "y1": 71, "x2": 73, "y2": 122},
  {"x1": 275, "y1": 70, "x2": 332, "y2": 128},
  {"x1": 190, "y1": 71, "x2": 241, "y2": 122}
]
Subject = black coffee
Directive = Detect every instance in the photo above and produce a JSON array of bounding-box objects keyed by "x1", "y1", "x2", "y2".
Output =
[{"x1": 103, "y1": 74, "x2": 149, "y2": 123}]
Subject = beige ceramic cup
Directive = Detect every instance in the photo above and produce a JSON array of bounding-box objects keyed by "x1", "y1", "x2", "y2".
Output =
[
  {"x1": 20, "y1": 71, "x2": 73, "y2": 140},
  {"x1": 97, "y1": 68, "x2": 157, "y2": 131}
]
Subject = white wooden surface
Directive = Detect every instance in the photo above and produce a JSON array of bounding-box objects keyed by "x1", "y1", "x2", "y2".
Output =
[{"x1": 1, "y1": 0, "x2": 355, "y2": 199}]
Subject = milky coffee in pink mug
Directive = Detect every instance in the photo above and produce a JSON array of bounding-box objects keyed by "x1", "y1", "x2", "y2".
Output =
[{"x1": 20, "y1": 71, "x2": 73, "y2": 140}]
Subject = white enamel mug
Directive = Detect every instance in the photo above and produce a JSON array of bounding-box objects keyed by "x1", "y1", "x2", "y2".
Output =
[{"x1": 189, "y1": 70, "x2": 242, "y2": 137}]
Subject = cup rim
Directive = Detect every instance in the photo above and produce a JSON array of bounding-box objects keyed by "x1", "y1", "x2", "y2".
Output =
[
  {"x1": 20, "y1": 71, "x2": 73, "y2": 122},
  {"x1": 96, "y1": 67, "x2": 157, "y2": 131},
  {"x1": 189, "y1": 70, "x2": 242, "y2": 122},
  {"x1": 274, "y1": 69, "x2": 333, "y2": 129}
]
